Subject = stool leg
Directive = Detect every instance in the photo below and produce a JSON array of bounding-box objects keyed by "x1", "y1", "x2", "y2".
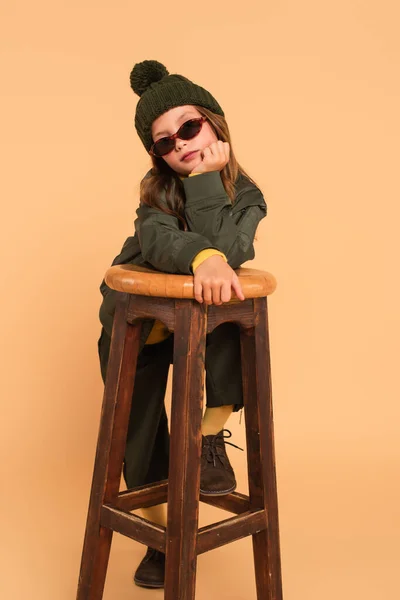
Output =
[
  {"x1": 164, "y1": 300, "x2": 207, "y2": 600},
  {"x1": 77, "y1": 293, "x2": 142, "y2": 600},
  {"x1": 240, "y1": 297, "x2": 283, "y2": 600}
]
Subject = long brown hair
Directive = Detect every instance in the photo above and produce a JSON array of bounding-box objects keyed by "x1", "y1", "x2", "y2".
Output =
[{"x1": 139, "y1": 105, "x2": 259, "y2": 230}]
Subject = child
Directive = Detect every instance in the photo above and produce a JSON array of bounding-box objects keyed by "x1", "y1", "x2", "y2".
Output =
[{"x1": 97, "y1": 59, "x2": 268, "y2": 588}]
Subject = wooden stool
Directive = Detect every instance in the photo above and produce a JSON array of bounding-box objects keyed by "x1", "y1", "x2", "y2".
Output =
[{"x1": 76, "y1": 264, "x2": 283, "y2": 600}]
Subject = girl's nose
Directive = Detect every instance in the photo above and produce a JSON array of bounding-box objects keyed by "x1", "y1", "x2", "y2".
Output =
[{"x1": 175, "y1": 137, "x2": 186, "y2": 150}]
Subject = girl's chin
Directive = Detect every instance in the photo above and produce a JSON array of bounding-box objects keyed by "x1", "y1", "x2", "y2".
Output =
[
  {"x1": 186, "y1": 156, "x2": 202, "y2": 170},
  {"x1": 178, "y1": 161, "x2": 201, "y2": 175}
]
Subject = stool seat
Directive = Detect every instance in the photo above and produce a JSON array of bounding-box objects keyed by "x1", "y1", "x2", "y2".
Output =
[{"x1": 105, "y1": 264, "x2": 277, "y2": 299}]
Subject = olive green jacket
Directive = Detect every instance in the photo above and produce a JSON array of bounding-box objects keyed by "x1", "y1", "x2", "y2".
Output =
[{"x1": 98, "y1": 169, "x2": 267, "y2": 373}]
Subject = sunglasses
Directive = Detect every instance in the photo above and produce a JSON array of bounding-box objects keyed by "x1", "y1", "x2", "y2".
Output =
[{"x1": 150, "y1": 116, "x2": 207, "y2": 157}]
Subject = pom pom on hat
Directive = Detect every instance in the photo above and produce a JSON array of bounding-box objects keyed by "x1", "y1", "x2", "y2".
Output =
[{"x1": 130, "y1": 60, "x2": 169, "y2": 97}]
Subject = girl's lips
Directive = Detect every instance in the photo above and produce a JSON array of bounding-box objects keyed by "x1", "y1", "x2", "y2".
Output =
[{"x1": 182, "y1": 151, "x2": 199, "y2": 161}]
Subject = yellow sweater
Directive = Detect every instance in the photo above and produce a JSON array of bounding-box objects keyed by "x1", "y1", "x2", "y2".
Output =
[{"x1": 145, "y1": 173, "x2": 227, "y2": 345}]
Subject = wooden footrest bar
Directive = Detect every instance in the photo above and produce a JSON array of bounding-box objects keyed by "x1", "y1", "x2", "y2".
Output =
[
  {"x1": 101, "y1": 505, "x2": 166, "y2": 552},
  {"x1": 101, "y1": 503, "x2": 266, "y2": 555},
  {"x1": 197, "y1": 509, "x2": 267, "y2": 555},
  {"x1": 115, "y1": 480, "x2": 169, "y2": 511},
  {"x1": 115, "y1": 481, "x2": 251, "y2": 514},
  {"x1": 199, "y1": 491, "x2": 251, "y2": 514}
]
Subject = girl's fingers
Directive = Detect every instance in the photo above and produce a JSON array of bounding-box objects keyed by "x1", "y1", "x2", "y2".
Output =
[
  {"x1": 210, "y1": 141, "x2": 224, "y2": 155},
  {"x1": 196, "y1": 277, "x2": 237, "y2": 305},
  {"x1": 224, "y1": 142, "x2": 230, "y2": 161},
  {"x1": 231, "y1": 274, "x2": 245, "y2": 300},
  {"x1": 220, "y1": 280, "x2": 231, "y2": 303},
  {"x1": 194, "y1": 280, "x2": 203, "y2": 303},
  {"x1": 202, "y1": 282, "x2": 212, "y2": 305},
  {"x1": 212, "y1": 282, "x2": 222, "y2": 305},
  {"x1": 211, "y1": 144, "x2": 219, "y2": 159},
  {"x1": 202, "y1": 141, "x2": 230, "y2": 170}
]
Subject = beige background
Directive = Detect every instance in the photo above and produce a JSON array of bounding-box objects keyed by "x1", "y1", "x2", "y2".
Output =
[{"x1": 1, "y1": 1, "x2": 399, "y2": 598}]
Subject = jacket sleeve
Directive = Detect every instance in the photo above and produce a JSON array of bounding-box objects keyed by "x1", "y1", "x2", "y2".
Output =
[
  {"x1": 134, "y1": 203, "x2": 222, "y2": 274},
  {"x1": 182, "y1": 170, "x2": 267, "y2": 269}
]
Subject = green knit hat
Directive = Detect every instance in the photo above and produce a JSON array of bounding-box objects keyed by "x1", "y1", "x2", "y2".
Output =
[{"x1": 129, "y1": 59, "x2": 225, "y2": 152}]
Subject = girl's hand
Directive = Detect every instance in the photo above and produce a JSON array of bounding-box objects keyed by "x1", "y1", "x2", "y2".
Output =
[
  {"x1": 193, "y1": 254, "x2": 245, "y2": 305},
  {"x1": 190, "y1": 141, "x2": 230, "y2": 175}
]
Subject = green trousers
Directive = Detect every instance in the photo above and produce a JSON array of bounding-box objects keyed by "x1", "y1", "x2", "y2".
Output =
[{"x1": 97, "y1": 321, "x2": 243, "y2": 489}]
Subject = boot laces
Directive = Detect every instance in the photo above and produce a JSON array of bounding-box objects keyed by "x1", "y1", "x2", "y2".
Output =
[{"x1": 202, "y1": 428, "x2": 244, "y2": 467}]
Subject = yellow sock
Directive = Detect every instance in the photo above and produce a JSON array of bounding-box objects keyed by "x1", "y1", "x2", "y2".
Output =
[
  {"x1": 140, "y1": 406, "x2": 234, "y2": 524},
  {"x1": 201, "y1": 405, "x2": 234, "y2": 436},
  {"x1": 141, "y1": 504, "x2": 167, "y2": 528}
]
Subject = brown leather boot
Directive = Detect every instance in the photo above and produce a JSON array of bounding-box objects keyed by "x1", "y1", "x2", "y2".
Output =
[
  {"x1": 133, "y1": 546, "x2": 165, "y2": 588},
  {"x1": 200, "y1": 429, "x2": 244, "y2": 495}
]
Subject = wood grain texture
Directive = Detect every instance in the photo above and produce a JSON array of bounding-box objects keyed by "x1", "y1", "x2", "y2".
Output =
[
  {"x1": 127, "y1": 294, "x2": 176, "y2": 330},
  {"x1": 101, "y1": 506, "x2": 166, "y2": 552},
  {"x1": 164, "y1": 299, "x2": 207, "y2": 600},
  {"x1": 206, "y1": 298, "x2": 256, "y2": 333},
  {"x1": 196, "y1": 510, "x2": 267, "y2": 555},
  {"x1": 199, "y1": 491, "x2": 251, "y2": 514},
  {"x1": 115, "y1": 480, "x2": 168, "y2": 511},
  {"x1": 105, "y1": 264, "x2": 277, "y2": 299},
  {"x1": 76, "y1": 293, "x2": 142, "y2": 599},
  {"x1": 240, "y1": 298, "x2": 283, "y2": 600}
]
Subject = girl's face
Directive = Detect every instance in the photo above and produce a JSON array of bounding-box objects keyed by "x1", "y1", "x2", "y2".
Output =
[{"x1": 150, "y1": 105, "x2": 218, "y2": 176}]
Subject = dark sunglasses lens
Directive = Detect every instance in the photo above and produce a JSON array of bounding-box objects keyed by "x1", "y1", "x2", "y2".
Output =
[
  {"x1": 153, "y1": 138, "x2": 174, "y2": 157},
  {"x1": 179, "y1": 119, "x2": 202, "y2": 140}
]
